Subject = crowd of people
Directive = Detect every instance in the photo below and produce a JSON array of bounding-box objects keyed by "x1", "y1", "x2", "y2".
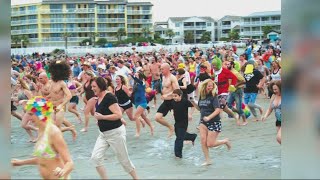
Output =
[{"x1": 10, "y1": 41, "x2": 281, "y2": 179}]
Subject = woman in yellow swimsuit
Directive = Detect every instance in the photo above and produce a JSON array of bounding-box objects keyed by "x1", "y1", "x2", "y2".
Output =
[{"x1": 11, "y1": 96, "x2": 74, "y2": 179}]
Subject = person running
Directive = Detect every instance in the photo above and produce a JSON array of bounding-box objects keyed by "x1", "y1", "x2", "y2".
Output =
[
  {"x1": 155, "y1": 63, "x2": 179, "y2": 138},
  {"x1": 243, "y1": 62, "x2": 266, "y2": 121},
  {"x1": 11, "y1": 96, "x2": 74, "y2": 179},
  {"x1": 115, "y1": 75, "x2": 134, "y2": 125},
  {"x1": 80, "y1": 71, "x2": 96, "y2": 132},
  {"x1": 47, "y1": 60, "x2": 77, "y2": 140},
  {"x1": 66, "y1": 76, "x2": 83, "y2": 124},
  {"x1": 190, "y1": 79, "x2": 231, "y2": 166},
  {"x1": 90, "y1": 77, "x2": 138, "y2": 179},
  {"x1": 261, "y1": 80, "x2": 281, "y2": 144},
  {"x1": 150, "y1": 57, "x2": 162, "y2": 108},
  {"x1": 171, "y1": 89, "x2": 197, "y2": 158},
  {"x1": 130, "y1": 72, "x2": 154, "y2": 137}
]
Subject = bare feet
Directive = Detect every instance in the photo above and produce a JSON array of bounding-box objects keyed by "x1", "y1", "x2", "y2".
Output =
[
  {"x1": 135, "y1": 133, "x2": 140, "y2": 138},
  {"x1": 225, "y1": 138, "x2": 231, "y2": 150},
  {"x1": 70, "y1": 126, "x2": 77, "y2": 141},
  {"x1": 80, "y1": 128, "x2": 87, "y2": 132},
  {"x1": 77, "y1": 116, "x2": 83, "y2": 124},
  {"x1": 167, "y1": 126, "x2": 174, "y2": 138},
  {"x1": 236, "y1": 120, "x2": 241, "y2": 126},
  {"x1": 241, "y1": 121, "x2": 248, "y2": 126},
  {"x1": 252, "y1": 118, "x2": 259, "y2": 122},
  {"x1": 201, "y1": 161, "x2": 212, "y2": 166}
]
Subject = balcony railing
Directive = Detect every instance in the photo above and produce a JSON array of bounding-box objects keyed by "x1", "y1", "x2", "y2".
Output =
[
  {"x1": 97, "y1": 27, "x2": 119, "y2": 32},
  {"x1": 11, "y1": 10, "x2": 38, "y2": 16},
  {"x1": 221, "y1": 25, "x2": 231, "y2": 29},
  {"x1": 29, "y1": 38, "x2": 39, "y2": 43},
  {"x1": 42, "y1": 37, "x2": 89, "y2": 42},
  {"x1": 41, "y1": 18, "x2": 94, "y2": 23},
  {"x1": 11, "y1": 19, "x2": 38, "y2": 25},
  {"x1": 97, "y1": 9, "x2": 125, "y2": 14},
  {"x1": 127, "y1": 28, "x2": 142, "y2": 33},
  {"x1": 39, "y1": 8, "x2": 95, "y2": 14},
  {"x1": 127, "y1": 10, "x2": 151, "y2": 15},
  {"x1": 41, "y1": 27, "x2": 95, "y2": 33},
  {"x1": 11, "y1": 29, "x2": 38, "y2": 35},
  {"x1": 241, "y1": 20, "x2": 281, "y2": 26},
  {"x1": 183, "y1": 25, "x2": 207, "y2": 30},
  {"x1": 97, "y1": 18, "x2": 126, "y2": 23},
  {"x1": 127, "y1": 19, "x2": 152, "y2": 24},
  {"x1": 240, "y1": 31, "x2": 263, "y2": 36}
]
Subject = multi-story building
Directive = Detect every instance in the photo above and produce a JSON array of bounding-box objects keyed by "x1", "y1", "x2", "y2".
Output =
[
  {"x1": 216, "y1": 15, "x2": 241, "y2": 40},
  {"x1": 240, "y1": 11, "x2": 281, "y2": 39},
  {"x1": 153, "y1": 21, "x2": 170, "y2": 43},
  {"x1": 154, "y1": 16, "x2": 215, "y2": 44},
  {"x1": 11, "y1": 0, "x2": 153, "y2": 47}
]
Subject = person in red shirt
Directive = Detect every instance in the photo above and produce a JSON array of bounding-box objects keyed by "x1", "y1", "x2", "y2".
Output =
[{"x1": 211, "y1": 56, "x2": 239, "y2": 122}]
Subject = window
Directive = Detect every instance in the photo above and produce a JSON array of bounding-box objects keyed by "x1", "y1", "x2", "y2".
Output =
[
  {"x1": 20, "y1": 16, "x2": 26, "y2": 20},
  {"x1": 28, "y1": 25, "x2": 37, "y2": 29},
  {"x1": 142, "y1": 6, "x2": 150, "y2": 10},
  {"x1": 28, "y1": 15, "x2": 37, "y2": 20},
  {"x1": 66, "y1": 24, "x2": 76, "y2": 28},
  {"x1": 98, "y1": 14, "x2": 106, "y2": 18},
  {"x1": 89, "y1": 4, "x2": 95, "y2": 9},
  {"x1": 118, "y1": 24, "x2": 125, "y2": 27},
  {"x1": 98, "y1": 24, "x2": 106, "y2": 28},
  {"x1": 143, "y1": 15, "x2": 149, "y2": 19},
  {"x1": 50, "y1": 14, "x2": 63, "y2": 18},
  {"x1": 175, "y1": 32, "x2": 180, "y2": 36},
  {"x1": 196, "y1": 22, "x2": 206, "y2": 26},
  {"x1": 28, "y1": 6, "x2": 37, "y2": 10},
  {"x1": 50, "y1": 24, "x2": 64, "y2": 29},
  {"x1": 29, "y1": 34, "x2": 38, "y2": 38},
  {"x1": 118, "y1": 5, "x2": 125, "y2": 10},
  {"x1": 207, "y1": 23, "x2": 212, "y2": 26},
  {"x1": 84, "y1": 5, "x2": 87, "y2": 8},
  {"x1": 50, "y1": 4, "x2": 63, "y2": 9},
  {"x1": 66, "y1": 14, "x2": 76, "y2": 18},
  {"x1": 175, "y1": 23, "x2": 180, "y2": 27},
  {"x1": 66, "y1": 4, "x2": 76, "y2": 9},
  {"x1": 19, "y1": 7, "x2": 25, "y2": 11},
  {"x1": 51, "y1": 33, "x2": 61, "y2": 37}
]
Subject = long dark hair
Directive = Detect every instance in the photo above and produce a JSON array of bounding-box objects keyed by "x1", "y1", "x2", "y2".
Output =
[
  {"x1": 48, "y1": 60, "x2": 71, "y2": 82},
  {"x1": 92, "y1": 77, "x2": 107, "y2": 91}
]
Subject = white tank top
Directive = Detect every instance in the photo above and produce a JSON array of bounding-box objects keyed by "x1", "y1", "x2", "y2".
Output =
[{"x1": 271, "y1": 68, "x2": 281, "y2": 81}]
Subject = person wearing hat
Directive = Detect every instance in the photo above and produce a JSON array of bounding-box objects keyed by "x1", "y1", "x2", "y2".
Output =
[{"x1": 77, "y1": 61, "x2": 94, "y2": 83}]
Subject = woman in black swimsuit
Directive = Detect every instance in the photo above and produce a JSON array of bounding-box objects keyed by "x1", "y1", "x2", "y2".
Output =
[
  {"x1": 115, "y1": 75, "x2": 134, "y2": 124},
  {"x1": 80, "y1": 71, "x2": 96, "y2": 132}
]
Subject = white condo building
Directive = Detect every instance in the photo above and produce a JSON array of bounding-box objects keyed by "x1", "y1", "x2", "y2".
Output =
[
  {"x1": 154, "y1": 16, "x2": 215, "y2": 44},
  {"x1": 240, "y1": 11, "x2": 281, "y2": 39},
  {"x1": 217, "y1": 15, "x2": 241, "y2": 40}
]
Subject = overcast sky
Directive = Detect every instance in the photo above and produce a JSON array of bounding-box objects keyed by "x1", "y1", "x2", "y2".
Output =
[{"x1": 12, "y1": 0, "x2": 281, "y2": 22}]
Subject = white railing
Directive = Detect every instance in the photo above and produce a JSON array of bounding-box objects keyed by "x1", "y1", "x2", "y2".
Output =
[
  {"x1": 221, "y1": 25, "x2": 231, "y2": 29},
  {"x1": 42, "y1": 37, "x2": 89, "y2": 42},
  {"x1": 127, "y1": 28, "x2": 142, "y2": 33},
  {"x1": 127, "y1": 19, "x2": 152, "y2": 24},
  {"x1": 11, "y1": 19, "x2": 38, "y2": 25},
  {"x1": 39, "y1": 8, "x2": 95, "y2": 14},
  {"x1": 127, "y1": 10, "x2": 151, "y2": 15},
  {"x1": 183, "y1": 26, "x2": 207, "y2": 30},
  {"x1": 11, "y1": 29, "x2": 38, "y2": 35},
  {"x1": 240, "y1": 31, "x2": 263, "y2": 36},
  {"x1": 11, "y1": 10, "x2": 38, "y2": 16},
  {"x1": 241, "y1": 20, "x2": 281, "y2": 26},
  {"x1": 97, "y1": 27, "x2": 119, "y2": 32},
  {"x1": 41, "y1": 27, "x2": 95, "y2": 33},
  {"x1": 41, "y1": 18, "x2": 93, "y2": 23},
  {"x1": 11, "y1": 44, "x2": 214, "y2": 55},
  {"x1": 97, "y1": 9, "x2": 125, "y2": 13},
  {"x1": 97, "y1": 18, "x2": 126, "y2": 23}
]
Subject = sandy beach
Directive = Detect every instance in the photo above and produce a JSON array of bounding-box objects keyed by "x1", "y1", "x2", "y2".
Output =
[{"x1": 11, "y1": 94, "x2": 280, "y2": 179}]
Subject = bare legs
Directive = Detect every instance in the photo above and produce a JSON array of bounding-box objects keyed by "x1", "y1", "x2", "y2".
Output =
[
  {"x1": 155, "y1": 112, "x2": 174, "y2": 138},
  {"x1": 68, "y1": 103, "x2": 82, "y2": 124},
  {"x1": 199, "y1": 124, "x2": 231, "y2": 166},
  {"x1": 133, "y1": 106, "x2": 154, "y2": 137},
  {"x1": 81, "y1": 97, "x2": 96, "y2": 132},
  {"x1": 21, "y1": 112, "x2": 38, "y2": 142},
  {"x1": 276, "y1": 126, "x2": 281, "y2": 144},
  {"x1": 54, "y1": 109, "x2": 77, "y2": 141}
]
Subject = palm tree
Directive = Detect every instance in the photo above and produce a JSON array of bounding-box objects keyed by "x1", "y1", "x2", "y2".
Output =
[
  {"x1": 116, "y1": 28, "x2": 126, "y2": 41},
  {"x1": 11, "y1": 35, "x2": 21, "y2": 48},
  {"x1": 165, "y1": 29, "x2": 175, "y2": 44},
  {"x1": 90, "y1": 32, "x2": 100, "y2": 46},
  {"x1": 20, "y1": 35, "x2": 29, "y2": 48},
  {"x1": 184, "y1": 31, "x2": 194, "y2": 44},
  {"x1": 141, "y1": 27, "x2": 151, "y2": 38},
  {"x1": 63, "y1": 32, "x2": 71, "y2": 53}
]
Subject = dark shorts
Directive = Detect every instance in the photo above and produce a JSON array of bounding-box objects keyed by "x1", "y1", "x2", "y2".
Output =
[
  {"x1": 70, "y1": 96, "x2": 79, "y2": 104},
  {"x1": 201, "y1": 120, "x2": 222, "y2": 132},
  {"x1": 217, "y1": 94, "x2": 228, "y2": 109},
  {"x1": 157, "y1": 99, "x2": 174, "y2": 116},
  {"x1": 120, "y1": 102, "x2": 133, "y2": 111},
  {"x1": 276, "y1": 120, "x2": 281, "y2": 127},
  {"x1": 152, "y1": 79, "x2": 161, "y2": 93},
  {"x1": 11, "y1": 101, "x2": 17, "y2": 112}
]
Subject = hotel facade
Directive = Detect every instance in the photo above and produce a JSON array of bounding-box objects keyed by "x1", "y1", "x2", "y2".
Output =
[{"x1": 11, "y1": 0, "x2": 153, "y2": 47}]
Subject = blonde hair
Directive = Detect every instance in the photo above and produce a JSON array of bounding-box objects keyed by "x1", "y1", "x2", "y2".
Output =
[
  {"x1": 18, "y1": 78, "x2": 30, "y2": 91},
  {"x1": 199, "y1": 79, "x2": 217, "y2": 100}
]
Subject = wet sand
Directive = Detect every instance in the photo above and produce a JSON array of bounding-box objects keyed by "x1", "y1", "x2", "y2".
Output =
[{"x1": 11, "y1": 94, "x2": 280, "y2": 179}]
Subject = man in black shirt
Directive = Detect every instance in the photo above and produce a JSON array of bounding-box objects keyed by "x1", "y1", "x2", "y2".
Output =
[
  {"x1": 171, "y1": 89, "x2": 197, "y2": 158},
  {"x1": 243, "y1": 62, "x2": 266, "y2": 121}
]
